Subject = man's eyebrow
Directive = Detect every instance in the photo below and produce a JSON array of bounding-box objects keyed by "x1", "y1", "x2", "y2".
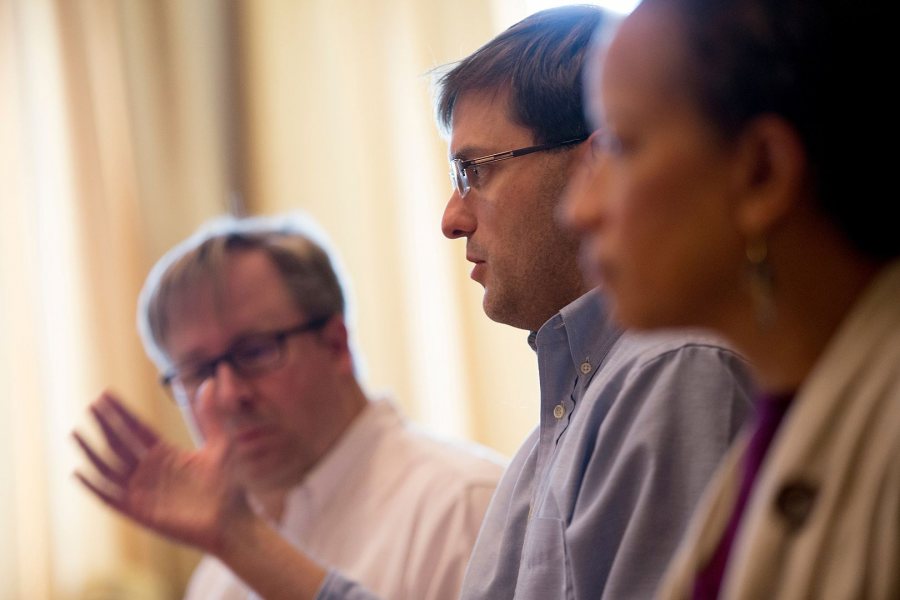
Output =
[
  {"x1": 449, "y1": 145, "x2": 490, "y2": 161},
  {"x1": 169, "y1": 347, "x2": 212, "y2": 367},
  {"x1": 229, "y1": 329, "x2": 277, "y2": 346},
  {"x1": 170, "y1": 330, "x2": 262, "y2": 366}
]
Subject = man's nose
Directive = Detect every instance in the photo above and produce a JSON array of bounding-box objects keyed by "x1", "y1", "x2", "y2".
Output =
[
  {"x1": 441, "y1": 190, "x2": 476, "y2": 239},
  {"x1": 210, "y1": 361, "x2": 253, "y2": 412}
]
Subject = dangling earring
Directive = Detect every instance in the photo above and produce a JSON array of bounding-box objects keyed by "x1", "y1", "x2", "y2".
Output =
[{"x1": 746, "y1": 237, "x2": 775, "y2": 328}]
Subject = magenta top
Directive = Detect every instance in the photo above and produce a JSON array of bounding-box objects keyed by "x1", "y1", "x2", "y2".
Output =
[{"x1": 692, "y1": 391, "x2": 795, "y2": 599}]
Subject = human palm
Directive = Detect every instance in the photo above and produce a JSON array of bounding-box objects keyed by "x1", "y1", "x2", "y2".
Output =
[{"x1": 73, "y1": 390, "x2": 249, "y2": 554}]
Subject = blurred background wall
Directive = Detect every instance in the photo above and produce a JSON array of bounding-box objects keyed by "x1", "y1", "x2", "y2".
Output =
[{"x1": 0, "y1": 1, "x2": 633, "y2": 598}]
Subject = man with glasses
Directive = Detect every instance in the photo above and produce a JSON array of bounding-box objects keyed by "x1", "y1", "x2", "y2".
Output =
[
  {"x1": 432, "y1": 5, "x2": 755, "y2": 599},
  {"x1": 203, "y1": 6, "x2": 754, "y2": 599},
  {"x1": 76, "y1": 213, "x2": 503, "y2": 600}
]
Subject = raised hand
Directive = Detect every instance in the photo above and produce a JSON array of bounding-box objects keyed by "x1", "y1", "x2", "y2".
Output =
[
  {"x1": 72, "y1": 386, "x2": 250, "y2": 554},
  {"x1": 74, "y1": 387, "x2": 331, "y2": 600}
]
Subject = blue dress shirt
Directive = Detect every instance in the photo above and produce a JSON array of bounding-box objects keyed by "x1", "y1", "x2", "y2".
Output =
[
  {"x1": 317, "y1": 290, "x2": 754, "y2": 600},
  {"x1": 459, "y1": 290, "x2": 754, "y2": 599}
]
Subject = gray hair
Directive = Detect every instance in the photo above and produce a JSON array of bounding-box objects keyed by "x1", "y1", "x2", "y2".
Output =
[{"x1": 138, "y1": 212, "x2": 352, "y2": 371}]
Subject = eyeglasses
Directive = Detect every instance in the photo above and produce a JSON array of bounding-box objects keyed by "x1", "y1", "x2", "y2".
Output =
[
  {"x1": 160, "y1": 316, "x2": 331, "y2": 405},
  {"x1": 449, "y1": 136, "x2": 588, "y2": 198}
]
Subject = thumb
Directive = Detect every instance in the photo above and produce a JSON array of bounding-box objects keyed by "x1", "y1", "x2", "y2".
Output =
[
  {"x1": 195, "y1": 378, "x2": 249, "y2": 511},
  {"x1": 195, "y1": 378, "x2": 227, "y2": 453}
]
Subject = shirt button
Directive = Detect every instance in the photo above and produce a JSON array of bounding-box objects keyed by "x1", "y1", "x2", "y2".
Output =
[
  {"x1": 553, "y1": 404, "x2": 565, "y2": 419},
  {"x1": 580, "y1": 361, "x2": 592, "y2": 374}
]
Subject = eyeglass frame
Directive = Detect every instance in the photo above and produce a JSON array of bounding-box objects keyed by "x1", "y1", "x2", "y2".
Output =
[
  {"x1": 159, "y1": 315, "x2": 332, "y2": 404},
  {"x1": 449, "y1": 135, "x2": 588, "y2": 198}
]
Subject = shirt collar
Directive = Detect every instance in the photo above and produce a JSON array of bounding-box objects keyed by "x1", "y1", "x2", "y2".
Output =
[
  {"x1": 280, "y1": 398, "x2": 401, "y2": 524},
  {"x1": 531, "y1": 288, "x2": 623, "y2": 386}
]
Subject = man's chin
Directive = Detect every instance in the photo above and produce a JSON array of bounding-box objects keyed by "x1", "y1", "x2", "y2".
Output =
[
  {"x1": 482, "y1": 291, "x2": 526, "y2": 329},
  {"x1": 240, "y1": 470, "x2": 291, "y2": 494},
  {"x1": 235, "y1": 456, "x2": 280, "y2": 488}
]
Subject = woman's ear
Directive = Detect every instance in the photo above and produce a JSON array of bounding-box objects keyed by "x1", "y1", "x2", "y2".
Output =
[{"x1": 731, "y1": 115, "x2": 810, "y2": 237}]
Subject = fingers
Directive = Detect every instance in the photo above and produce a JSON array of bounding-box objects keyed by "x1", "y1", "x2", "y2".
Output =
[
  {"x1": 72, "y1": 391, "x2": 161, "y2": 488},
  {"x1": 89, "y1": 398, "x2": 140, "y2": 469},
  {"x1": 73, "y1": 470, "x2": 125, "y2": 512},
  {"x1": 102, "y1": 392, "x2": 159, "y2": 447},
  {"x1": 92, "y1": 391, "x2": 163, "y2": 461},
  {"x1": 72, "y1": 426, "x2": 129, "y2": 512},
  {"x1": 72, "y1": 430, "x2": 127, "y2": 487}
]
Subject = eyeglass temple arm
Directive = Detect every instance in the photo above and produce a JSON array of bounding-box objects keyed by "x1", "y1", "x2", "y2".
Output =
[{"x1": 460, "y1": 137, "x2": 587, "y2": 168}]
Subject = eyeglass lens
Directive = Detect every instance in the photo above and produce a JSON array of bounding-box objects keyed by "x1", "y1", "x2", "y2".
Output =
[{"x1": 170, "y1": 337, "x2": 285, "y2": 404}]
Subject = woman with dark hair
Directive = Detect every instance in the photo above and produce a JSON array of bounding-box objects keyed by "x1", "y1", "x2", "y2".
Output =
[{"x1": 565, "y1": 0, "x2": 898, "y2": 597}]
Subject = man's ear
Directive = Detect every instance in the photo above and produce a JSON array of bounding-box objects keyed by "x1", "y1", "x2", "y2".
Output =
[
  {"x1": 731, "y1": 115, "x2": 810, "y2": 237},
  {"x1": 571, "y1": 131, "x2": 601, "y2": 167},
  {"x1": 560, "y1": 131, "x2": 601, "y2": 194},
  {"x1": 319, "y1": 314, "x2": 353, "y2": 373}
]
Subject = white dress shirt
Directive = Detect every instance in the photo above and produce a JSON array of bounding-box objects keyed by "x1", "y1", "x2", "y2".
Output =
[{"x1": 184, "y1": 398, "x2": 505, "y2": 600}]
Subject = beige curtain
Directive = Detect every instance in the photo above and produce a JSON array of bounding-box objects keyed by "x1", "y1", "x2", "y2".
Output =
[{"x1": 0, "y1": 0, "x2": 542, "y2": 598}]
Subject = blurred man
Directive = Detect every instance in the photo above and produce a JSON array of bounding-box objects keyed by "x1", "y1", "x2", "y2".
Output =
[{"x1": 78, "y1": 213, "x2": 503, "y2": 600}]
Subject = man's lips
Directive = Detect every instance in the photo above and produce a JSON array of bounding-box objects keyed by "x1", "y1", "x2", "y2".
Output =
[
  {"x1": 232, "y1": 425, "x2": 273, "y2": 453},
  {"x1": 467, "y1": 256, "x2": 486, "y2": 282}
]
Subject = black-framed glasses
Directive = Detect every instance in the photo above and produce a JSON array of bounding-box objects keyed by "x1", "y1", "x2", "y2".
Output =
[
  {"x1": 449, "y1": 136, "x2": 588, "y2": 198},
  {"x1": 160, "y1": 315, "x2": 331, "y2": 405}
]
